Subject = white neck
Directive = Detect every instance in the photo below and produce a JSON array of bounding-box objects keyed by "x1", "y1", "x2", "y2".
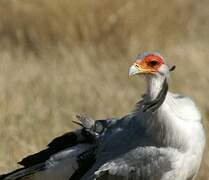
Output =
[
  {"x1": 144, "y1": 74, "x2": 204, "y2": 151},
  {"x1": 138, "y1": 65, "x2": 205, "y2": 179},
  {"x1": 146, "y1": 74, "x2": 166, "y2": 100},
  {"x1": 144, "y1": 74, "x2": 184, "y2": 148}
]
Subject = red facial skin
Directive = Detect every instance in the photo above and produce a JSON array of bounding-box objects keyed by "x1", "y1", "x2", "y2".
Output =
[{"x1": 135, "y1": 54, "x2": 164, "y2": 73}]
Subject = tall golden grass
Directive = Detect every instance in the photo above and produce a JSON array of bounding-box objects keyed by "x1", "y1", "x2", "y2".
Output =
[{"x1": 0, "y1": 0, "x2": 208, "y2": 179}]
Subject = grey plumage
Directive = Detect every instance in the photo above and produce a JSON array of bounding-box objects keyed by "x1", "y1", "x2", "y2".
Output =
[
  {"x1": 81, "y1": 103, "x2": 172, "y2": 180},
  {"x1": 94, "y1": 147, "x2": 172, "y2": 180},
  {"x1": 1, "y1": 94, "x2": 168, "y2": 180},
  {"x1": 1, "y1": 52, "x2": 205, "y2": 180}
]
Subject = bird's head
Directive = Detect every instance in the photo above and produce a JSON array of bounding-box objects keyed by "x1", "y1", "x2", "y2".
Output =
[
  {"x1": 129, "y1": 52, "x2": 174, "y2": 78},
  {"x1": 128, "y1": 52, "x2": 175, "y2": 112}
]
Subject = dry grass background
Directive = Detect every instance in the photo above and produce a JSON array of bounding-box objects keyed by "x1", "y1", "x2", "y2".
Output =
[{"x1": 0, "y1": 0, "x2": 208, "y2": 179}]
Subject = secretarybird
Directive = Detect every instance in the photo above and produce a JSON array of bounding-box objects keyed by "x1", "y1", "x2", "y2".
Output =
[{"x1": 0, "y1": 52, "x2": 205, "y2": 180}]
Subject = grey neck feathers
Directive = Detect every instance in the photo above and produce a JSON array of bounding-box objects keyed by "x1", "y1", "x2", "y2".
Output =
[
  {"x1": 146, "y1": 74, "x2": 167, "y2": 101},
  {"x1": 138, "y1": 75, "x2": 168, "y2": 113},
  {"x1": 134, "y1": 74, "x2": 168, "y2": 113}
]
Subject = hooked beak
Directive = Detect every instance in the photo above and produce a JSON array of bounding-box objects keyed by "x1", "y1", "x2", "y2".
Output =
[
  {"x1": 129, "y1": 62, "x2": 152, "y2": 77},
  {"x1": 129, "y1": 62, "x2": 156, "y2": 77},
  {"x1": 129, "y1": 63, "x2": 141, "y2": 77}
]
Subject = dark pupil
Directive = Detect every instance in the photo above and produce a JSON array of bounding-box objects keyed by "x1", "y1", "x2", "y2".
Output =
[{"x1": 149, "y1": 60, "x2": 158, "y2": 66}]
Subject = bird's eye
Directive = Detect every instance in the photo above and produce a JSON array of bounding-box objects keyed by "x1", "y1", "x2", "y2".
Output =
[{"x1": 149, "y1": 60, "x2": 158, "y2": 66}]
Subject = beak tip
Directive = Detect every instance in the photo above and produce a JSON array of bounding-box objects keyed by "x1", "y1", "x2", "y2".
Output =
[{"x1": 128, "y1": 64, "x2": 139, "y2": 77}]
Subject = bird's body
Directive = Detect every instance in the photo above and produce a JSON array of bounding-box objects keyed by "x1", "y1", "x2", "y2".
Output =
[
  {"x1": 82, "y1": 79, "x2": 205, "y2": 180},
  {"x1": 1, "y1": 52, "x2": 205, "y2": 180}
]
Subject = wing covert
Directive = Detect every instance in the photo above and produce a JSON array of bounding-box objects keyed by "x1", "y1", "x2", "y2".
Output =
[{"x1": 94, "y1": 147, "x2": 172, "y2": 180}]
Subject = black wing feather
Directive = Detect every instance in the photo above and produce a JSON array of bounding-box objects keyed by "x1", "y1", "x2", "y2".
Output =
[
  {"x1": 18, "y1": 131, "x2": 78, "y2": 167},
  {"x1": 19, "y1": 115, "x2": 97, "y2": 168}
]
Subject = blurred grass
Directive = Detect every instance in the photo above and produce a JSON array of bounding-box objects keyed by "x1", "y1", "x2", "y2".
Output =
[{"x1": 0, "y1": 0, "x2": 208, "y2": 179}]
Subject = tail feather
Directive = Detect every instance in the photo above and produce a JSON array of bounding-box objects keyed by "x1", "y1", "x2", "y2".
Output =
[
  {"x1": 0, "y1": 163, "x2": 45, "y2": 180},
  {"x1": 1, "y1": 144, "x2": 96, "y2": 180}
]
